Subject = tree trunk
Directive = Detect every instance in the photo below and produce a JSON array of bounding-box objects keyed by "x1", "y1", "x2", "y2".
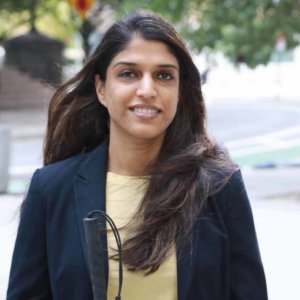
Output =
[
  {"x1": 29, "y1": 0, "x2": 38, "y2": 32},
  {"x1": 80, "y1": 19, "x2": 93, "y2": 59}
]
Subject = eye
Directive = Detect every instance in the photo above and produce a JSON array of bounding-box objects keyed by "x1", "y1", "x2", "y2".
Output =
[
  {"x1": 157, "y1": 72, "x2": 175, "y2": 81},
  {"x1": 118, "y1": 70, "x2": 137, "y2": 78}
]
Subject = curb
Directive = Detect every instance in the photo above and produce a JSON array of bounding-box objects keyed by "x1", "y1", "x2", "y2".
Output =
[{"x1": 252, "y1": 161, "x2": 300, "y2": 169}]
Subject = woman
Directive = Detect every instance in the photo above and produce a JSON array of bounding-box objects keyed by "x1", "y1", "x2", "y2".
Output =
[{"x1": 7, "y1": 11, "x2": 268, "y2": 300}]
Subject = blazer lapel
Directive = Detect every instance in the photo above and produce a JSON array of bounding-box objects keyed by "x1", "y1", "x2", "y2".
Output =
[
  {"x1": 177, "y1": 244, "x2": 193, "y2": 300},
  {"x1": 177, "y1": 223, "x2": 201, "y2": 300},
  {"x1": 73, "y1": 140, "x2": 109, "y2": 284}
]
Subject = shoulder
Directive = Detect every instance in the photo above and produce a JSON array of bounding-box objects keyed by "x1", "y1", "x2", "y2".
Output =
[
  {"x1": 26, "y1": 153, "x2": 87, "y2": 197},
  {"x1": 34, "y1": 140, "x2": 108, "y2": 189},
  {"x1": 28, "y1": 140, "x2": 108, "y2": 196},
  {"x1": 212, "y1": 169, "x2": 251, "y2": 218},
  {"x1": 215, "y1": 169, "x2": 245, "y2": 197},
  {"x1": 39, "y1": 153, "x2": 87, "y2": 181}
]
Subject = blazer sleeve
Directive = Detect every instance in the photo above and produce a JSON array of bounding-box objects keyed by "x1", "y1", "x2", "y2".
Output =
[
  {"x1": 7, "y1": 169, "x2": 52, "y2": 300},
  {"x1": 217, "y1": 170, "x2": 268, "y2": 300}
]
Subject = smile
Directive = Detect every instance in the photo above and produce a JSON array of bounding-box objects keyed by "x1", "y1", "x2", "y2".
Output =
[{"x1": 129, "y1": 107, "x2": 161, "y2": 118}]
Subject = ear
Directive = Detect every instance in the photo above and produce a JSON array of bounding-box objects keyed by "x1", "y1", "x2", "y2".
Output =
[{"x1": 95, "y1": 75, "x2": 106, "y2": 107}]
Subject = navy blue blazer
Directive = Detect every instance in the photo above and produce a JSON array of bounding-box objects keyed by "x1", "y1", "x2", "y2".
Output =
[{"x1": 7, "y1": 141, "x2": 268, "y2": 300}]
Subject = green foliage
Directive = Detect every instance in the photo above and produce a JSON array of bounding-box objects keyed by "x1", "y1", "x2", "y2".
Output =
[
  {"x1": 0, "y1": 0, "x2": 119, "y2": 52},
  {"x1": 0, "y1": 0, "x2": 76, "y2": 43},
  {"x1": 1, "y1": 0, "x2": 299, "y2": 67},
  {"x1": 118, "y1": 0, "x2": 300, "y2": 68},
  {"x1": 0, "y1": 0, "x2": 33, "y2": 12}
]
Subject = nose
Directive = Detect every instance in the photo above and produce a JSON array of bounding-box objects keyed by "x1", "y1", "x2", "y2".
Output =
[{"x1": 136, "y1": 75, "x2": 157, "y2": 99}]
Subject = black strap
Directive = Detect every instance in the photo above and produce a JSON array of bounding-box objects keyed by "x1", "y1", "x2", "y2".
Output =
[{"x1": 83, "y1": 210, "x2": 123, "y2": 300}]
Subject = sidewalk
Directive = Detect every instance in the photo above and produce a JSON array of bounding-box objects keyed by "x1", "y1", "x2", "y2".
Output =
[
  {"x1": 252, "y1": 197, "x2": 300, "y2": 300},
  {"x1": 0, "y1": 107, "x2": 47, "y2": 140},
  {"x1": 0, "y1": 66, "x2": 51, "y2": 141},
  {"x1": 0, "y1": 195, "x2": 21, "y2": 299}
]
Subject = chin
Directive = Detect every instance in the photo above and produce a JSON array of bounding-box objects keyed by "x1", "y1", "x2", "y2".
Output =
[{"x1": 130, "y1": 130, "x2": 166, "y2": 143}]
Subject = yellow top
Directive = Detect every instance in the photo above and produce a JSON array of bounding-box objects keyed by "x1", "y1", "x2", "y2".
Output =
[{"x1": 106, "y1": 172, "x2": 178, "y2": 300}]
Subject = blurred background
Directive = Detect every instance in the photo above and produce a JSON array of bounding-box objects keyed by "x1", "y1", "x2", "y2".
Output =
[{"x1": 0, "y1": 0, "x2": 299, "y2": 299}]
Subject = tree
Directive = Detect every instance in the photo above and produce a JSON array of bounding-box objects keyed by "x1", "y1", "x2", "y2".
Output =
[
  {"x1": 1, "y1": 0, "x2": 299, "y2": 67},
  {"x1": 0, "y1": 0, "x2": 76, "y2": 42},
  {"x1": 0, "y1": 0, "x2": 120, "y2": 58},
  {"x1": 119, "y1": 0, "x2": 300, "y2": 68}
]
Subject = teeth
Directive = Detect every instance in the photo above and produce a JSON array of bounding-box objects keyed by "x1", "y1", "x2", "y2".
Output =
[{"x1": 133, "y1": 108, "x2": 158, "y2": 115}]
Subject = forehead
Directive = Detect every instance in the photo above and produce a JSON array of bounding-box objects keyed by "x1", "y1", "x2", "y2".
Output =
[{"x1": 109, "y1": 37, "x2": 179, "y2": 68}]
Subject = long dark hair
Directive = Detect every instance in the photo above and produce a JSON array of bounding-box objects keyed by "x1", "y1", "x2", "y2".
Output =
[{"x1": 44, "y1": 11, "x2": 236, "y2": 274}]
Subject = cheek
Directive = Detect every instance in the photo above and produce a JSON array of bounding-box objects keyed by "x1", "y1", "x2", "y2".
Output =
[
  {"x1": 104, "y1": 83, "x2": 133, "y2": 105},
  {"x1": 104, "y1": 96, "x2": 125, "y2": 118},
  {"x1": 106, "y1": 101, "x2": 119, "y2": 117},
  {"x1": 102, "y1": 89, "x2": 116, "y2": 111}
]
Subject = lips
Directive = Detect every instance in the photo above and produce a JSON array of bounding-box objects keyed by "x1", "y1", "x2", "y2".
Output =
[{"x1": 129, "y1": 105, "x2": 161, "y2": 118}]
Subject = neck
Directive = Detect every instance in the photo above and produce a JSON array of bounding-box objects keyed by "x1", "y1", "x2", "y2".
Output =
[{"x1": 108, "y1": 135, "x2": 164, "y2": 176}]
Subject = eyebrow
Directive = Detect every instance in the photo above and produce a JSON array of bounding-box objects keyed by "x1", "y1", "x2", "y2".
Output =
[{"x1": 112, "y1": 61, "x2": 179, "y2": 70}]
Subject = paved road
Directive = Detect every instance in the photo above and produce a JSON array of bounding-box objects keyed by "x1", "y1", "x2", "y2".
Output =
[
  {"x1": 207, "y1": 100, "x2": 300, "y2": 167},
  {"x1": 208, "y1": 101, "x2": 300, "y2": 141}
]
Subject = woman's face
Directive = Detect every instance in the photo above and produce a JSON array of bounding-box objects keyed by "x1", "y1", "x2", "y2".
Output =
[{"x1": 96, "y1": 36, "x2": 180, "y2": 145}]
